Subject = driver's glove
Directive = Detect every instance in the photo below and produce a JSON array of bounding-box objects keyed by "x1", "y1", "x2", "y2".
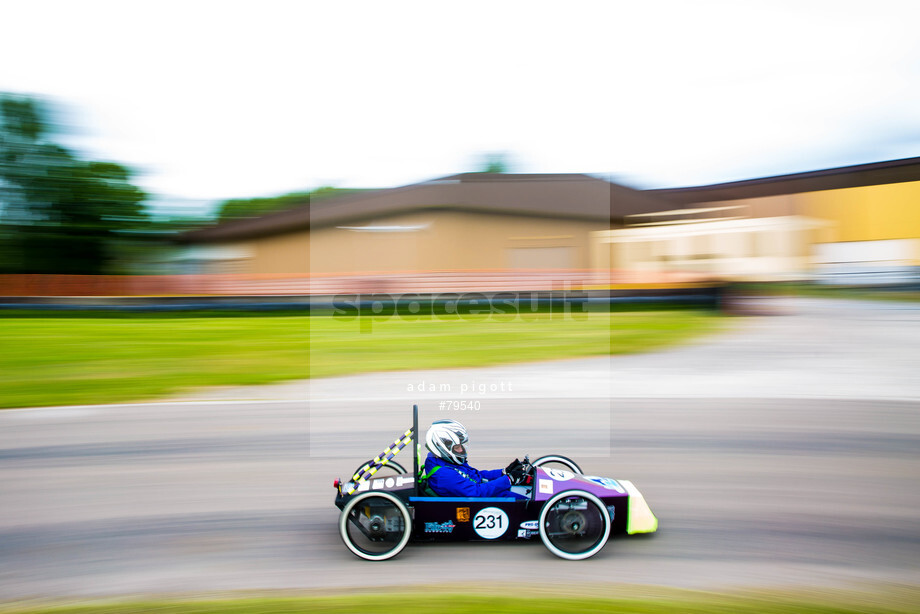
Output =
[
  {"x1": 507, "y1": 464, "x2": 527, "y2": 485},
  {"x1": 504, "y1": 458, "x2": 523, "y2": 475}
]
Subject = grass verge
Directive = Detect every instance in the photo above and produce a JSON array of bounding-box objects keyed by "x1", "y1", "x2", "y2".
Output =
[
  {"x1": 1, "y1": 586, "x2": 917, "y2": 614},
  {"x1": 0, "y1": 310, "x2": 725, "y2": 409},
  {"x1": 733, "y1": 282, "x2": 920, "y2": 302}
]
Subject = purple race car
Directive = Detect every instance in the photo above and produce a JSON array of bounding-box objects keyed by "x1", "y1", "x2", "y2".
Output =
[{"x1": 333, "y1": 405, "x2": 658, "y2": 560}]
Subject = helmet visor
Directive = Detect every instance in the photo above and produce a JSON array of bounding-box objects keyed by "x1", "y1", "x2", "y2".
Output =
[{"x1": 452, "y1": 442, "x2": 467, "y2": 463}]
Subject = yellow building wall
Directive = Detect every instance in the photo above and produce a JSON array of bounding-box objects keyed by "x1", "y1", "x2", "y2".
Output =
[
  {"x1": 800, "y1": 180, "x2": 920, "y2": 248},
  {"x1": 683, "y1": 181, "x2": 920, "y2": 264}
]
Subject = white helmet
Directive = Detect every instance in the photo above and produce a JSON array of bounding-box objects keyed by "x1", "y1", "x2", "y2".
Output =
[{"x1": 426, "y1": 419, "x2": 469, "y2": 465}]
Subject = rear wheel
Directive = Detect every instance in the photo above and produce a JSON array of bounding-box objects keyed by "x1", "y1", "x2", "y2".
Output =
[
  {"x1": 532, "y1": 455, "x2": 582, "y2": 475},
  {"x1": 339, "y1": 491, "x2": 412, "y2": 561},
  {"x1": 539, "y1": 489, "x2": 610, "y2": 560},
  {"x1": 351, "y1": 459, "x2": 407, "y2": 480}
]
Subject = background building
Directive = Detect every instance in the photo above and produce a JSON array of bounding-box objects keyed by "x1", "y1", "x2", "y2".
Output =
[
  {"x1": 178, "y1": 173, "x2": 672, "y2": 275},
  {"x1": 643, "y1": 157, "x2": 920, "y2": 284},
  {"x1": 177, "y1": 157, "x2": 920, "y2": 287}
]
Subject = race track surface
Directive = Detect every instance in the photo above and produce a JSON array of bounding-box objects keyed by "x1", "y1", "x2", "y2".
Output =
[{"x1": 1, "y1": 298, "x2": 918, "y2": 598}]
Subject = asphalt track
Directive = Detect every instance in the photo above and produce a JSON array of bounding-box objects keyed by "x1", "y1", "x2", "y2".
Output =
[{"x1": 1, "y1": 298, "x2": 919, "y2": 599}]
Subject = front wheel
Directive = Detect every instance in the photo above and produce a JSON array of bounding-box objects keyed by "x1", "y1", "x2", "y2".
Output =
[
  {"x1": 532, "y1": 455, "x2": 582, "y2": 475},
  {"x1": 539, "y1": 489, "x2": 610, "y2": 560},
  {"x1": 339, "y1": 491, "x2": 412, "y2": 561}
]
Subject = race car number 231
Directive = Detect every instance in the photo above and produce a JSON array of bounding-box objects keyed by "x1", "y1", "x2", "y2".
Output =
[{"x1": 473, "y1": 507, "x2": 509, "y2": 539}]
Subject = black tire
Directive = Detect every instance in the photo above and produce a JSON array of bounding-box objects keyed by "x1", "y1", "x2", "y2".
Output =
[
  {"x1": 339, "y1": 491, "x2": 412, "y2": 561},
  {"x1": 539, "y1": 489, "x2": 611, "y2": 560},
  {"x1": 351, "y1": 459, "x2": 408, "y2": 481},
  {"x1": 532, "y1": 454, "x2": 582, "y2": 475}
]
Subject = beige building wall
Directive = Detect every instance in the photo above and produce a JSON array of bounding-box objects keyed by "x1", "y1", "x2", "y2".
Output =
[
  {"x1": 191, "y1": 233, "x2": 308, "y2": 275},
  {"x1": 249, "y1": 232, "x2": 308, "y2": 275},
  {"x1": 592, "y1": 216, "x2": 827, "y2": 281},
  {"x1": 204, "y1": 210, "x2": 608, "y2": 275},
  {"x1": 307, "y1": 210, "x2": 604, "y2": 275},
  {"x1": 687, "y1": 194, "x2": 801, "y2": 221}
]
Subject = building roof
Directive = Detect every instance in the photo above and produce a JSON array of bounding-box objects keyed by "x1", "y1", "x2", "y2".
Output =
[
  {"x1": 178, "y1": 157, "x2": 920, "y2": 244},
  {"x1": 178, "y1": 173, "x2": 673, "y2": 243},
  {"x1": 648, "y1": 156, "x2": 920, "y2": 205}
]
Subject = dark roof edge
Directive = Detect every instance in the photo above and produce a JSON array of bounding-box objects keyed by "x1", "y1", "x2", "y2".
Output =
[
  {"x1": 649, "y1": 156, "x2": 920, "y2": 201},
  {"x1": 176, "y1": 219, "x2": 311, "y2": 244},
  {"x1": 176, "y1": 173, "x2": 634, "y2": 243},
  {"x1": 312, "y1": 204, "x2": 612, "y2": 228},
  {"x1": 437, "y1": 172, "x2": 604, "y2": 182},
  {"x1": 179, "y1": 204, "x2": 614, "y2": 244}
]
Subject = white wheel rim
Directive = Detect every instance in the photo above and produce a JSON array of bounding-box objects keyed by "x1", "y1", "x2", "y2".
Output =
[
  {"x1": 533, "y1": 455, "x2": 583, "y2": 474},
  {"x1": 539, "y1": 489, "x2": 611, "y2": 560},
  {"x1": 339, "y1": 491, "x2": 412, "y2": 561}
]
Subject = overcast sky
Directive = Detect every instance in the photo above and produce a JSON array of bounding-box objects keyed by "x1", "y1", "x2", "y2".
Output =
[{"x1": 2, "y1": 0, "x2": 919, "y2": 214}]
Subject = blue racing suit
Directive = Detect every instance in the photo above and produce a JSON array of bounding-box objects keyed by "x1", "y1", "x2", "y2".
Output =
[{"x1": 424, "y1": 452, "x2": 523, "y2": 498}]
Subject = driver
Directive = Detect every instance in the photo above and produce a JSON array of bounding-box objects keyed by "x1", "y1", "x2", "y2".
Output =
[{"x1": 423, "y1": 419, "x2": 529, "y2": 498}]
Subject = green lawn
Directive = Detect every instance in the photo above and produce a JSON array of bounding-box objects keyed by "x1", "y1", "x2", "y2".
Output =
[
  {"x1": 733, "y1": 281, "x2": 920, "y2": 302},
  {"x1": 1, "y1": 588, "x2": 915, "y2": 614},
  {"x1": 0, "y1": 311, "x2": 725, "y2": 409}
]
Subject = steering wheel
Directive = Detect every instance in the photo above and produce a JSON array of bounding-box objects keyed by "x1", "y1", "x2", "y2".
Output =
[{"x1": 511, "y1": 455, "x2": 534, "y2": 486}]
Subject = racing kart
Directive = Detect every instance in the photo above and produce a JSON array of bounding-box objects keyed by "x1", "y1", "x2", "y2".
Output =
[{"x1": 333, "y1": 405, "x2": 658, "y2": 560}]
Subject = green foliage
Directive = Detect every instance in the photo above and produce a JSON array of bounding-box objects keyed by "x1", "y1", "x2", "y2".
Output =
[
  {"x1": 480, "y1": 152, "x2": 510, "y2": 173},
  {"x1": 215, "y1": 186, "x2": 364, "y2": 222},
  {"x1": 730, "y1": 281, "x2": 920, "y2": 302},
  {"x1": 1, "y1": 588, "x2": 915, "y2": 614},
  {"x1": 0, "y1": 93, "x2": 149, "y2": 274},
  {"x1": 217, "y1": 191, "x2": 312, "y2": 221},
  {"x1": 0, "y1": 96, "x2": 43, "y2": 140}
]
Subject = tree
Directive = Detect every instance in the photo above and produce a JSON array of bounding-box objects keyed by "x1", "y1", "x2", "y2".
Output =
[
  {"x1": 216, "y1": 191, "x2": 313, "y2": 222},
  {"x1": 0, "y1": 94, "x2": 147, "y2": 274},
  {"x1": 481, "y1": 153, "x2": 509, "y2": 173},
  {"x1": 215, "y1": 187, "x2": 364, "y2": 222}
]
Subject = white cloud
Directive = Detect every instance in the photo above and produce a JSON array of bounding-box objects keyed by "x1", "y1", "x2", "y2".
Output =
[{"x1": 1, "y1": 0, "x2": 918, "y2": 201}]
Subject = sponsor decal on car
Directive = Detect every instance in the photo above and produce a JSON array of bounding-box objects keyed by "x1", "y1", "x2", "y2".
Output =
[
  {"x1": 424, "y1": 521, "x2": 456, "y2": 534},
  {"x1": 516, "y1": 529, "x2": 538, "y2": 539},
  {"x1": 456, "y1": 507, "x2": 470, "y2": 522},
  {"x1": 584, "y1": 476, "x2": 626, "y2": 493},
  {"x1": 543, "y1": 468, "x2": 574, "y2": 481},
  {"x1": 517, "y1": 520, "x2": 540, "y2": 539},
  {"x1": 473, "y1": 507, "x2": 509, "y2": 539},
  {"x1": 538, "y1": 479, "x2": 554, "y2": 494},
  {"x1": 359, "y1": 476, "x2": 414, "y2": 492}
]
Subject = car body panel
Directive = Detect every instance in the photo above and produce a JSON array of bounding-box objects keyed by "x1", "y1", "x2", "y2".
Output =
[{"x1": 334, "y1": 465, "x2": 644, "y2": 541}]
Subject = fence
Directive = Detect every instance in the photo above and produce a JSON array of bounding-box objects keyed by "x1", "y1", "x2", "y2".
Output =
[{"x1": 1, "y1": 270, "x2": 713, "y2": 298}]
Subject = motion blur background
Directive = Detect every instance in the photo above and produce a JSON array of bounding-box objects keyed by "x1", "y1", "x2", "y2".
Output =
[{"x1": 2, "y1": 0, "x2": 919, "y2": 292}]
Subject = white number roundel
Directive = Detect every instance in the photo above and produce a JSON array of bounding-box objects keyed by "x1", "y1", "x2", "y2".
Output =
[{"x1": 472, "y1": 507, "x2": 509, "y2": 539}]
